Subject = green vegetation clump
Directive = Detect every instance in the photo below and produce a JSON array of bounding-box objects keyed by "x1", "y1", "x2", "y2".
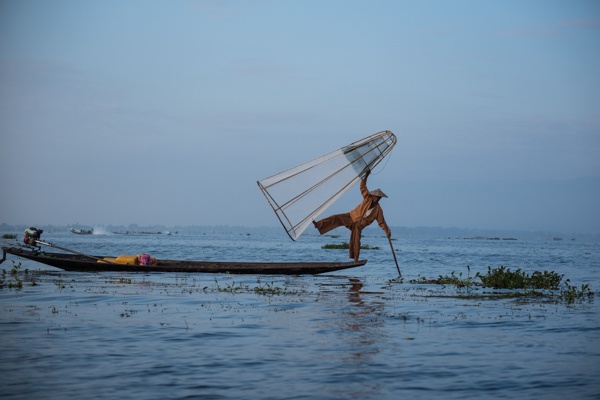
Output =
[
  {"x1": 561, "y1": 280, "x2": 594, "y2": 303},
  {"x1": 321, "y1": 242, "x2": 380, "y2": 250},
  {"x1": 409, "y1": 265, "x2": 594, "y2": 304},
  {"x1": 2, "y1": 234, "x2": 17, "y2": 239},
  {"x1": 254, "y1": 282, "x2": 283, "y2": 296},
  {"x1": 477, "y1": 266, "x2": 563, "y2": 290},
  {"x1": 0, "y1": 261, "x2": 32, "y2": 289},
  {"x1": 213, "y1": 278, "x2": 306, "y2": 297},
  {"x1": 409, "y1": 266, "x2": 477, "y2": 288}
]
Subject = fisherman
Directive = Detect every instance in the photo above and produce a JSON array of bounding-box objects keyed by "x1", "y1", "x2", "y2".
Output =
[{"x1": 313, "y1": 169, "x2": 391, "y2": 262}]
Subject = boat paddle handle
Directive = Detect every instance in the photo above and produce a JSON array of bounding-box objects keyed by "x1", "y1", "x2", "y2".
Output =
[
  {"x1": 387, "y1": 235, "x2": 401, "y2": 277},
  {"x1": 35, "y1": 239, "x2": 116, "y2": 264}
]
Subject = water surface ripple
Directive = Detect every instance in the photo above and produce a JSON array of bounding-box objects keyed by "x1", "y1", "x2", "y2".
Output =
[{"x1": 1, "y1": 231, "x2": 599, "y2": 399}]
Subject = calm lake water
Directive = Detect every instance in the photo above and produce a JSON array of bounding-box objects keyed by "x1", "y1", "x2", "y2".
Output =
[{"x1": 1, "y1": 230, "x2": 599, "y2": 399}]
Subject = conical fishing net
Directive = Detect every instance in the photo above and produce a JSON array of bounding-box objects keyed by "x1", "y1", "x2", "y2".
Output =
[{"x1": 257, "y1": 130, "x2": 396, "y2": 240}]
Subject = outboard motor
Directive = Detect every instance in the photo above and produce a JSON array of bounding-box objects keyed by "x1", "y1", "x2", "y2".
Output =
[{"x1": 23, "y1": 227, "x2": 43, "y2": 246}]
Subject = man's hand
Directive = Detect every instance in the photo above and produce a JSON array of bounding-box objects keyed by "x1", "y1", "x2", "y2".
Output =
[{"x1": 364, "y1": 168, "x2": 371, "y2": 179}]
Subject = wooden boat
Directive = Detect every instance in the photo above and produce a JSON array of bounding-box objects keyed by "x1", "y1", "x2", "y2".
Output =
[
  {"x1": 1, "y1": 246, "x2": 366, "y2": 275},
  {"x1": 69, "y1": 228, "x2": 93, "y2": 235}
]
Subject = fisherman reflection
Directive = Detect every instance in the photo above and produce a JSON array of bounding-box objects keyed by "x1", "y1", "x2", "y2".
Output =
[
  {"x1": 347, "y1": 278, "x2": 365, "y2": 306},
  {"x1": 344, "y1": 278, "x2": 385, "y2": 357},
  {"x1": 316, "y1": 279, "x2": 388, "y2": 398}
]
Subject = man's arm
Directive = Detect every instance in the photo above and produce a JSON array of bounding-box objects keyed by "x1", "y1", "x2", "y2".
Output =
[
  {"x1": 377, "y1": 209, "x2": 391, "y2": 237},
  {"x1": 360, "y1": 169, "x2": 371, "y2": 198}
]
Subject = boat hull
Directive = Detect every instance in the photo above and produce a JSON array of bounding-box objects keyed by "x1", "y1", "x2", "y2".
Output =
[{"x1": 2, "y1": 247, "x2": 366, "y2": 275}]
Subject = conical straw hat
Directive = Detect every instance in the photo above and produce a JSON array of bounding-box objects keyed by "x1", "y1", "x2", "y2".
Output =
[{"x1": 369, "y1": 189, "x2": 388, "y2": 198}]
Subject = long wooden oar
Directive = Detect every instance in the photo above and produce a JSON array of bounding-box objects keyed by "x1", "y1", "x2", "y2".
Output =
[
  {"x1": 35, "y1": 239, "x2": 118, "y2": 264},
  {"x1": 0, "y1": 238, "x2": 23, "y2": 248},
  {"x1": 387, "y1": 236, "x2": 401, "y2": 277}
]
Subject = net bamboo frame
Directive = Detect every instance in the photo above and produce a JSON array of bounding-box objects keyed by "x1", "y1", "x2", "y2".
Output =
[{"x1": 257, "y1": 130, "x2": 397, "y2": 240}]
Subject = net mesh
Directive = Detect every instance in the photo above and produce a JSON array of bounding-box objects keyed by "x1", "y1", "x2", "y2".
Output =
[{"x1": 257, "y1": 130, "x2": 397, "y2": 240}]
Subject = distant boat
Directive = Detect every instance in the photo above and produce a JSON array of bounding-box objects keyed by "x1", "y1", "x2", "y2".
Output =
[{"x1": 69, "y1": 228, "x2": 93, "y2": 235}]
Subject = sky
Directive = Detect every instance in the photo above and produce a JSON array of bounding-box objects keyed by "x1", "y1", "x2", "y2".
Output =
[{"x1": 1, "y1": 0, "x2": 599, "y2": 235}]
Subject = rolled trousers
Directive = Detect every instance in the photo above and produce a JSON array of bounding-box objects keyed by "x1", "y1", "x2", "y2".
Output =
[{"x1": 315, "y1": 213, "x2": 364, "y2": 261}]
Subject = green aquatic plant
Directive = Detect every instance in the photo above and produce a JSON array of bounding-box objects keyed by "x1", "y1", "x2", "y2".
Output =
[
  {"x1": 477, "y1": 266, "x2": 563, "y2": 290},
  {"x1": 559, "y1": 279, "x2": 594, "y2": 304},
  {"x1": 1, "y1": 275, "x2": 23, "y2": 289},
  {"x1": 476, "y1": 266, "x2": 528, "y2": 289},
  {"x1": 321, "y1": 242, "x2": 380, "y2": 250},
  {"x1": 120, "y1": 309, "x2": 138, "y2": 318},
  {"x1": 410, "y1": 265, "x2": 594, "y2": 304},
  {"x1": 214, "y1": 279, "x2": 245, "y2": 293},
  {"x1": 387, "y1": 276, "x2": 404, "y2": 285},
  {"x1": 212, "y1": 278, "x2": 307, "y2": 297},
  {"x1": 527, "y1": 270, "x2": 563, "y2": 289},
  {"x1": 254, "y1": 281, "x2": 283, "y2": 296},
  {"x1": 438, "y1": 266, "x2": 477, "y2": 289},
  {"x1": 0, "y1": 261, "x2": 25, "y2": 289},
  {"x1": 10, "y1": 262, "x2": 21, "y2": 275},
  {"x1": 409, "y1": 266, "x2": 477, "y2": 290}
]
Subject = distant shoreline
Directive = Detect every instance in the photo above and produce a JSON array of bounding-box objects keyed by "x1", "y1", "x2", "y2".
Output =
[{"x1": 1, "y1": 223, "x2": 598, "y2": 242}]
